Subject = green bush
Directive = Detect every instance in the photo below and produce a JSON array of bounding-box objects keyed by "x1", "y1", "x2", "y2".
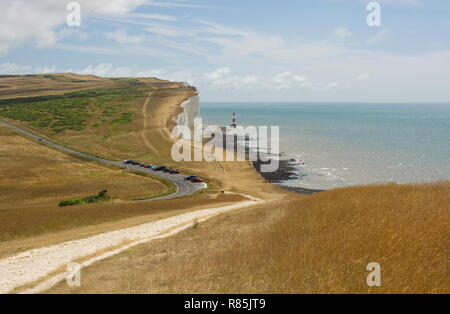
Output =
[
  {"x1": 58, "y1": 199, "x2": 84, "y2": 207},
  {"x1": 59, "y1": 190, "x2": 111, "y2": 207}
]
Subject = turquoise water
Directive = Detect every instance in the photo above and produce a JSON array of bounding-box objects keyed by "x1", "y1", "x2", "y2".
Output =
[{"x1": 201, "y1": 103, "x2": 450, "y2": 190}]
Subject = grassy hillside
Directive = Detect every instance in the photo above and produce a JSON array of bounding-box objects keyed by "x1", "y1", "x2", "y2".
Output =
[
  {"x1": 0, "y1": 122, "x2": 247, "y2": 257},
  {"x1": 49, "y1": 182, "x2": 449, "y2": 294},
  {"x1": 0, "y1": 124, "x2": 173, "y2": 240},
  {"x1": 0, "y1": 75, "x2": 193, "y2": 156},
  {"x1": 0, "y1": 74, "x2": 282, "y2": 199},
  {"x1": 0, "y1": 74, "x2": 269, "y2": 256},
  {"x1": 0, "y1": 73, "x2": 135, "y2": 99}
]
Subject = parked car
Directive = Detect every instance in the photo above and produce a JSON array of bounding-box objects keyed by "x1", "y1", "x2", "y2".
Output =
[
  {"x1": 190, "y1": 178, "x2": 204, "y2": 183},
  {"x1": 169, "y1": 169, "x2": 180, "y2": 174},
  {"x1": 123, "y1": 160, "x2": 133, "y2": 164},
  {"x1": 144, "y1": 164, "x2": 153, "y2": 169},
  {"x1": 163, "y1": 168, "x2": 171, "y2": 173},
  {"x1": 139, "y1": 163, "x2": 147, "y2": 167},
  {"x1": 153, "y1": 166, "x2": 166, "y2": 171},
  {"x1": 184, "y1": 175, "x2": 197, "y2": 181}
]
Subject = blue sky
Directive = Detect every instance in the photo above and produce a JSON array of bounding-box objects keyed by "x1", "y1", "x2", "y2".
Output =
[{"x1": 1, "y1": 0, "x2": 450, "y2": 102}]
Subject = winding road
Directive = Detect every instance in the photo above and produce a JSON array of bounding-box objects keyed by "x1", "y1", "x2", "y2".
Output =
[{"x1": 0, "y1": 120, "x2": 206, "y2": 201}]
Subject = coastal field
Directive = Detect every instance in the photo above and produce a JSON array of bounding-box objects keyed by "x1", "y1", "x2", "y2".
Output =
[
  {"x1": 0, "y1": 126, "x2": 247, "y2": 261},
  {"x1": 0, "y1": 124, "x2": 171, "y2": 240},
  {"x1": 0, "y1": 74, "x2": 271, "y2": 260},
  {"x1": 1, "y1": 74, "x2": 448, "y2": 294},
  {"x1": 0, "y1": 74, "x2": 282, "y2": 199},
  {"x1": 0, "y1": 73, "x2": 156, "y2": 100},
  {"x1": 50, "y1": 182, "x2": 450, "y2": 294}
]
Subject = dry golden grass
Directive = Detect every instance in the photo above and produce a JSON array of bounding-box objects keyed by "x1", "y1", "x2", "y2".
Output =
[
  {"x1": 49, "y1": 182, "x2": 449, "y2": 294},
  {"x1": 1, "y1": 74, "x2": 282, "y2": 200},
  {"x1": 0, "y1": 193, "x2": 247, "y2": 259},
  {"x1": 0, "y1": 125, "x2": 169, "y2": 208},
  {"x1": 0, "y1": 73, "x2": 125, "y2": 99},
  {"x1": 0, "y1": 124, "x2": 173, "y2": 241}
]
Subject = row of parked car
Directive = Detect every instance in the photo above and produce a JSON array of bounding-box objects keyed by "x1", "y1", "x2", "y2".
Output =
[{"x1": 122, "y1": 160, "x2": 203, "y2": 183}]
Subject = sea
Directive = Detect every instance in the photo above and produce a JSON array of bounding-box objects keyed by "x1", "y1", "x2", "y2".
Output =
[{"x1": 201, "y1": 103, "x2": 450, "y2": 190}]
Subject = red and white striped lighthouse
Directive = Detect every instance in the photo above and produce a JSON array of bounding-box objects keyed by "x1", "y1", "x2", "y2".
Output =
[{"x1": 231, "y1": 112, "x2": 237, "y2": 128}]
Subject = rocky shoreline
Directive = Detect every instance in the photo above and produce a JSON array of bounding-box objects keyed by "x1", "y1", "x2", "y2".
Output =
[
  {"x1": 252, "y1": 158, "x2": 323, "y2": 195},
  {"x1": 216, "y1": 130, "x2": 323, "y2": 195}
]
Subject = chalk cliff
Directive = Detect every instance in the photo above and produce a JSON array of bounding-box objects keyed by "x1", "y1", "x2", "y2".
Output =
[{"x1": 175, "y1": 95, "x2": 200, "y2": 139}]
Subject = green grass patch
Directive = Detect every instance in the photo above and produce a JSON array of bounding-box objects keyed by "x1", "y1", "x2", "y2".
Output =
[
  {"x1": 0, "y1": 88, "x2": 138, "y2": 133},
  {"x1": 59, "y1": 190, "x2": 111, "y2": 207},
  {"x1": 0, "y1": 88, "x2": 129, "y2": 106},
  {"x1": 111, "y1": 112, "x2": 133, "y2": 125}
]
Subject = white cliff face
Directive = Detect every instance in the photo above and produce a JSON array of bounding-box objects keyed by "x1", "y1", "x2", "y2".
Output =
[
  {"x1": 176, "y1": 96, "x2": 200, "y2": 129},
  {"x1": 174, "y1": 95, "x2": 200, "y2": 139}
]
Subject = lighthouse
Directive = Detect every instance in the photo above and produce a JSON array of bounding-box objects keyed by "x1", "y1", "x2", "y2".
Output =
[{"x1": 230, "y1": 112, "x2": 237, "y2": 128}]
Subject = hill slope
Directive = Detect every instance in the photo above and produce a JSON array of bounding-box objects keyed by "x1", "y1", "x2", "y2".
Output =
[{"x1": 50, "y1": 182, "x2": 450, "y2": 294}]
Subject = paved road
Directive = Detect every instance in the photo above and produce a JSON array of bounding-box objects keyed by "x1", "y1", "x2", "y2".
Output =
[{"x1": 0, "y1": 120, "x2": 205, "y2": 201}]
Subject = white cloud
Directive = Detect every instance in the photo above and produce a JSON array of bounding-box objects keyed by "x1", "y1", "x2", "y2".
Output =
[
  {"x1": 241, "y1": 75, "x2": 260, "y2": 84},
  {"x1": 202, "y1": 24, "x2": 350, "y2": 64},
  {"x1": 67, "y1": 63, "x2": 196, "y2": 85},
  {"x1": 204, "y1": 67, "x2": 270, "y2": 90},
  {"x1": 54, "y1": 42, "x2": 173, "y2": 58},
  {"x1": 145, "y1": 24, "x2": 193, "y2": 37},
  {"x1": 365, "y1": 28, "x2": 389, "y2": 45},
  {"x1": 81, "y1": 0, "x2": 147, "y2": 16},
  {"x1": 145, "y1": 1, "x2": 200, "y2": 9},
  {"x1": 0, "y1": 0, "x2": 148, "y2": 55},
  {"x1": 124, "y1": 13, "x2": 177, "y2": 22},
  {"x1": 105, "y1": 29, "x2": 145, "y2": 44},
  {"x1": 205, "y1": 67, "x2": 231, "y2": 81},
  {"x1": 293, "y1": 75, "x2": 308, "y2": 83},
  {"x1": 272, "y1": 72, "x2": 292, "y2": 84},
  {"x1": 0, "y1": 63, "x2": 32, "y2": 74},
  {"x1": 334, "y1": 26, "x2": 352, "y2": 39},
  {"x1": 326, "y1": 82, "x2": 339, "y2": 89},
  {"x1": 272, "y1": 72, "x2": 292, "y2": 90},
  {"x1": 34, "y1": 65, "x2": 57, "y2": 74},
  {"x1": 136, "y1": 69, "x2": 164, "y2": 77},
  {"x1": 272, "y1": 72, "x2": 312, "y2": 90},
  {"x1": 72, "y1": 63, "x2": 133, "y2": 77},
  {"x1": 0, "y1": 62, "x2": 56, "y2": 75},
  {"x1": 356, "y1": 73, "x2": 370, "y2": 80},
  {"x1": 200, "y1": 21, "x2": 251, "y2": 37},
  {"x1": 164, "y1": 70, "x2": 198, "y2": 85}
]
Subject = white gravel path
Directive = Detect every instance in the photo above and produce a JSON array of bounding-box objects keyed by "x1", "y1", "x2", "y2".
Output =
[{"x1": 0, "y1": 195, "x2": 262, "y2": 294}]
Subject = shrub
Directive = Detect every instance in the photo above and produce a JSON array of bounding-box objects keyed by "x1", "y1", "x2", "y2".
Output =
[
  {"x1": 59, "y1": 190, "x2": 111, "y2": 207},
  {"x1": 58, "y1": 199, "x2": 84, "y2": 207}
]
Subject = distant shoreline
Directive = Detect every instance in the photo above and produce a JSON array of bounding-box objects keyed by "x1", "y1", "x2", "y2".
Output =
[
  {"x1": 212, "y1": 128, "x2": 323, "y2": 195},
  {"x1": 252, "y1": 159, "x2": 323, "y2": 195}
]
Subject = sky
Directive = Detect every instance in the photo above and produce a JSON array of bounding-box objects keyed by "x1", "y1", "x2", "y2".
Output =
[{"x1": 0, "y1": 0, "x2": 449, "y2": 102}]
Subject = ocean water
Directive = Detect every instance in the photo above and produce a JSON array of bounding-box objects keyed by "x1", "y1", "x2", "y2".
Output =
[{"x1": 201, "y1": 103, "x2": 450, "y2": 190}]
